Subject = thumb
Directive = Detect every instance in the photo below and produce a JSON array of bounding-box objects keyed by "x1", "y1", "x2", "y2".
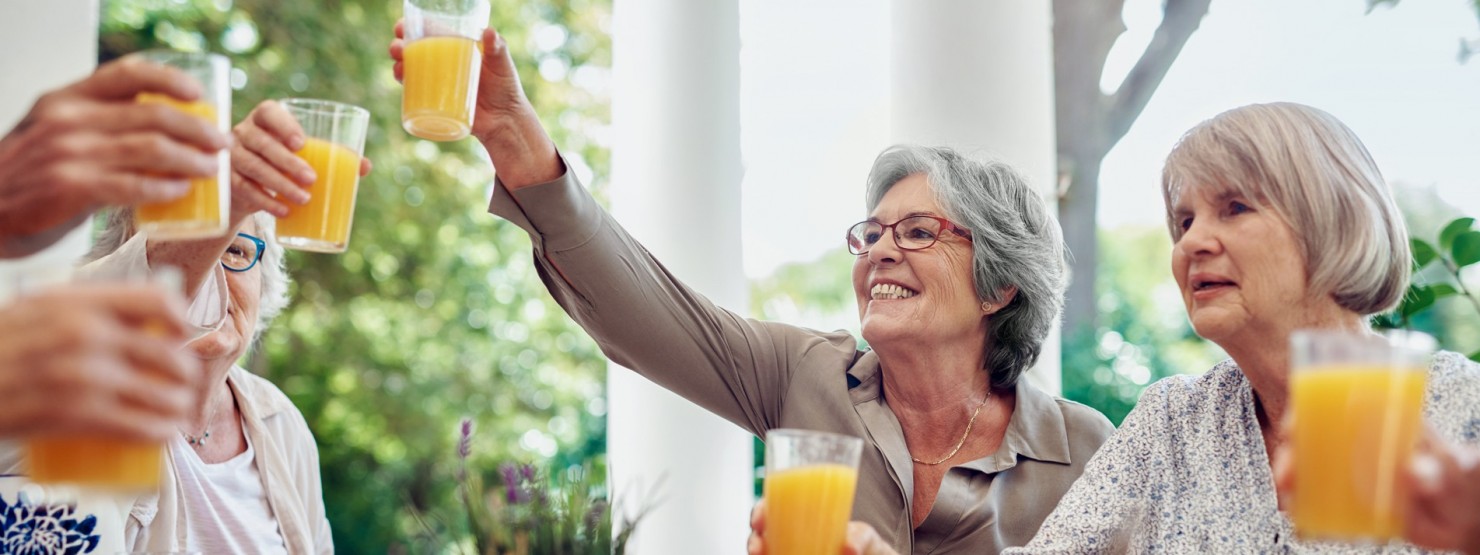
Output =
[{"x1": 480, "y1": 27, "x2": 521, "y2": 82}]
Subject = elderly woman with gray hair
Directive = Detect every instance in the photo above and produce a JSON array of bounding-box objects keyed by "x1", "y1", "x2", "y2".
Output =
[
  {"x1": 0, "y1": 99, "x2": 359, "y2": 554},
  {"x1": 390, "y1": 23, "x2": 1115, "y2": 553},
  {"x1": 992, "y1": 103, "x2": 1480, "y2": 553}
]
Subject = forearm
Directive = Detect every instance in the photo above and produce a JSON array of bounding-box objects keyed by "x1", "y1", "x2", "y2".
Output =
[{"x1": 146, "y1": 232, "x2": 233, "y2": 297}]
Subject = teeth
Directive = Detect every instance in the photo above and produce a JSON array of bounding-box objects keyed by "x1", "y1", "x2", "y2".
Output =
[{"x1": 870, "y1": 283, "x2": 917, "y2": 300}]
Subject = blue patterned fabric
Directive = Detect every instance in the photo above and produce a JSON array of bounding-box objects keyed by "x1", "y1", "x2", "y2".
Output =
[{"x1": 0, "y1": 491, "x2": 100, "y2": 555}]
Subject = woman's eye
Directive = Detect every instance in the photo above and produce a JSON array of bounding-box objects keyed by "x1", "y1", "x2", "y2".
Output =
[
  {"x1": 1179, "y1": 217, "x2": 1193, "y2": 231},
  {"x1": 1229, "y1": 201, "x2": 1251, "y2": 215}
]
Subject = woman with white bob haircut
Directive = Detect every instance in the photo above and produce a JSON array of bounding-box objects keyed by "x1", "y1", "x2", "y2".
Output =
[{"x1": 1002, "y1": 102, "x2": 1480, "y2": 553}]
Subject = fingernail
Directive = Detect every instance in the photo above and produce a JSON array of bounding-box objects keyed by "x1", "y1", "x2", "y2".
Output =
[
  {"x1": 299, "y1": 169, "x2": 318, "y2": 184},
  {"x1": 273, "y1": 205, "x2": 291, "y2": 217},
  {"x1": 290, "y1": 135, "x2": 306, "y2": 151},
  {"x1": 293, "y1": 190, "x2": 311, "y2": 204},
  {"x1": 159, "y1": 179, "x2": 191, "y2": 196},
  {"x1": 1411, "y1": 453, "x2": 1441, "y2": 490}
]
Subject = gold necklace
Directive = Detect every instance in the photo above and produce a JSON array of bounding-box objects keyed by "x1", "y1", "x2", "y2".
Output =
[{"x1": 910, "y1": 392, "x2": 992, "y2": 466}]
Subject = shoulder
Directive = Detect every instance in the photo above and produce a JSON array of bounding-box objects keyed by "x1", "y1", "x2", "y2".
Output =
[
  {"x1": 1426, "y1": 351, "x2": 1480, "y2": 444},
  {"x1": 1053, "y1": 397, "x2": 1115, "y2": 437},
  {"x1": 231, "y1": 368, "x2": 314, "y2": 443},
  {"x1": 1135, "y1": 359, "x2": 1242, "y2": 413}
]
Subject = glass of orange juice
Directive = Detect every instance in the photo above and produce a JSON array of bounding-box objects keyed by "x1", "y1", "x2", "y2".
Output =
[
  {"x1": 131, "y1": 50, "x2": 231, "y2": 240},
  {"x1": 401, "y1": 0, "x2": 490, "y2": 141},
  {"x1": 1290, "y1": 329, "x2": 1435, "y2": 542},
  {"x1": 275, "y1": 99, "x2": 370, "y2": 253},
  {"x1": 764, "y1": 429, "x2": 863, "y2": 555},
  {"x1": 26, "y1": 266, "x2": 187, "y2": 492}
]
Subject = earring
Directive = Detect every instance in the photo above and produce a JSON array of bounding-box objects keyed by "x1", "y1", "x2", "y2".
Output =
[{"x1": 981, "y1": 301, "x2": 993, "y2": 313}]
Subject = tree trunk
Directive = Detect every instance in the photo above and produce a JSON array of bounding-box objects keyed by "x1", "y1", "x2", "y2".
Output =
[{"x1": 1060, "y1": 156, "x2": 1102, "y2": 339}]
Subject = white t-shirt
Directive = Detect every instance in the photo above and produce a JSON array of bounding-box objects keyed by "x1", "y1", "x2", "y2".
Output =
[{"x1": 170, "y1": 424, "x2": 289, "y2": 555}]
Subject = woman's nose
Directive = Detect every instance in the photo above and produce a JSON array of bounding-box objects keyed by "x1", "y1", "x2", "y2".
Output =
[{"x1": 867, "y1": 232, "x2": 903, "y2": 265}]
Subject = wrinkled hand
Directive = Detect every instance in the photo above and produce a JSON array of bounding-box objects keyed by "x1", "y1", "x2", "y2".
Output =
[
  {"x1": 0, "y1": 284, "x2": 202, "y2": 441},
  {"x1": 746, "y1": 499, "x2": 899, "y2": 555},
  {"x1": 228, "y1": 100, "x2": 372, "y2": 225},
  {"x1": 388, "y1": 21, "x2": 561, "y2": 188},
  {"x1": 0, "y1": 56, "x2": 229, "y2": 256},
  {"x1": 1401, "y1": 428, "x2": 1480, "y2": 554}
]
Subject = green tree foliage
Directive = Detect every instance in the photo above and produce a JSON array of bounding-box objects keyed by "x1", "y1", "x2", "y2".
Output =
[
  {"x1": 100, "y1": 0, "x2": 612, "y2": 551},
  {"x1": 1060, "y1": 226, "x2": 1222, "y2": 425}
]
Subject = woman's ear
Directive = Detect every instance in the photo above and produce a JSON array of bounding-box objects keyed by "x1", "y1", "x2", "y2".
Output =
[{"x1": 982, "y1": 286, "x2": 1018, "y2": 316}]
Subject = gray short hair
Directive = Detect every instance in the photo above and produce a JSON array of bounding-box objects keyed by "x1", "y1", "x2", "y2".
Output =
[
  {"x1": 87, "y1": 210, "x2": 290, "y2": 347},
  {"x1": 864, "y1": 145, "x2": 1065, "y2": 388},
  {"x1": 1161, "y1": 102, "x2": 1409, "y2": 315}
]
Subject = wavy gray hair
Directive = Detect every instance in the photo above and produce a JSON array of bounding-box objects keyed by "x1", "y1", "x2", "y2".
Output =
[
  {"x1": 864, "y1": 145, "x2": 1066, "y2": 388},
  {"x1": 87, "y1": 209, "x2": 290, "y2": 347},
  {"x1": 1162, "y1": 102, "x2": 1409, "y2": 315}
]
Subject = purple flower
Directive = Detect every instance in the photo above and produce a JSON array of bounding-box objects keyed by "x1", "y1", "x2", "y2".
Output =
[
  {"x1": 500, "y1": 463, "x2": 524, "y2": 504},
  {"x1": 457, "y1": 418, "x2": 474, "y2": 460}
]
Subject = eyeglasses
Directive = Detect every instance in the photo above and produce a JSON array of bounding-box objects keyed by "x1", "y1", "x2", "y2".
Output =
[
  {"x1": 221, "y1": 232, "x2": 265, "y2": 272},
  {"x1": 846, "y1": 215, "x2": 972, "y2": 255}
]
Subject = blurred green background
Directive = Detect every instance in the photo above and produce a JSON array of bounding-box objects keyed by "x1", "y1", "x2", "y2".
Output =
[{"x1": 98, "y1": 0, "x2": 1479, "y2": 552}]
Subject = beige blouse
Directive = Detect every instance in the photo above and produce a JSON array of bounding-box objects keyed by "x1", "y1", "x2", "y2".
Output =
[{"x1": 489, "y1": 166, "x2": 1114, "y2": 553}]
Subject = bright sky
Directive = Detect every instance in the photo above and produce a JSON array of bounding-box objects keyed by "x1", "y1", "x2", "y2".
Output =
[{"x1": 739, "y1": 0, "x2": 1480, "y2": 279}]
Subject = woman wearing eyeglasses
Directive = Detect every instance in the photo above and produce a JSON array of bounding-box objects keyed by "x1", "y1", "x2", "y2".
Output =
[
  {"x1": 0, "y1": 99, "x2": 365, "y2": 554},
  {"x1": 389, "y1": 24, "x2": 1115, "y2": 553}
]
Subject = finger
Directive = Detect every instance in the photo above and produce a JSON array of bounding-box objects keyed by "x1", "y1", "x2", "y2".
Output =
[
  {"x1": 87, "y1": 285, "x2": 193, "y2": 340},
  {"x1": 359, "y1": 157, "x2": 373, "y2": 177},
  {"x1": 746, "y1": 533, "x2": 765, "y2": 555},
  {"x1": 79, "y1": 170, "x2": 192, "y2": 206},
  {"x1": 750, "y1": 499, "x2": 766, "y2": 533},
  {"x1": 248, "y1": 100, "x2": 308, "y2": 151},
  {"x1": 233, "y1": 144, "x2": 309, "y2": 207},
  {"x1": 395, "y1": 19, "x2": 404, "y2": 40},
  {"x1": 232, "y1": 173, "x2": 291, "y2": 218},
  {"x1": 117, "y1": 333, "x2": 198, "y2": 389},
  {"x1": 236, "y1": 122, "x2": 316, "y2": 188},
  {"x1": 104, "y1": 132, "x2": 221, "y2": 178},
  {"x1": 73, "y1": 57, "x2": 203, "y2": 102},
  {"x1": 390, "y1": 38, "x2": 405, "y2": 62},
  {"x1": 394, "y1": 61, "x2": 405, "y2": 83},
  {"x1": 80, "y1": 102, "x2": 229, "y2": 152}
]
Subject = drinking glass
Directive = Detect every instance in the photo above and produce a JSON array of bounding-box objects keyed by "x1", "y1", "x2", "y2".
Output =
[
  {"x1": 763, "y1": 429, "x2": 863, "y2": 555},
  {"x1": 131, "y1": 50, "x2": 231, "y2": 240},
  {"x1": 1290, "y1": 329, "x2": 1434, "y2": 541},
  {"x1": 275, "y1": 99, "x2": 370, "y2": 253},
  {"x1": 26, "y1": 267, "x2": 186, "y2": 492},
  {"x1": 401, "y1": 0, "x2": 490, "y2": 141}
]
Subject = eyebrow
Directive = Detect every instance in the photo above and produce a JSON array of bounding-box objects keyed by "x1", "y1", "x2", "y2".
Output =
[{"x1": 867, "y1": 210, "x2": 941, "y2": 223}]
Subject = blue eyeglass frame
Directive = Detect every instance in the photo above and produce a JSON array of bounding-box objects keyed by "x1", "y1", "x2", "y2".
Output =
[{"x1": 222, "y1": 232, "x2": 266, "y2": 273}]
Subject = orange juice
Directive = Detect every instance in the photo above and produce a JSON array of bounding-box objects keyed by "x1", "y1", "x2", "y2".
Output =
[
  {"x1": 276, "y1": 138, "x2": 362, "y2": 252},
  {"x1": 402, "y1": 36, "x2": 481, "y2": 141},
  {"x1": 764, "y1": 463, "x2": 859, "y2": 555},
  {"x1": 1292, "y1": 365, "x2": 1427, "y2": 540},
  {"x1": 134, "y1": 93, "x2": 228, "y2": 239},
  {"x1": 28, "y1": 437, "x2": 161, "y2": 490}
]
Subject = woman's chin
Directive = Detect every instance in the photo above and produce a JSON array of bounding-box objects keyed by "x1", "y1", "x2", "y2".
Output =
[{"x1": 188, "y1": 333, "x2": 242, "y2": 362}]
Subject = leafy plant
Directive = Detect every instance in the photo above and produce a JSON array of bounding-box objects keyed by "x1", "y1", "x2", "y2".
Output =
[
  {"x1": 1374, "y1": 217, "x2": 1480, "y2": 361},
  {"x1": 430, "y1": 419, "x2": 648, "y2": 555}
]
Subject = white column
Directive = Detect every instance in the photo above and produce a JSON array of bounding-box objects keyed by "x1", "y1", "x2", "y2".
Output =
[
  {"x1": 0, "y1": 0, "x2": 99, "y2": 298},
  {"x1": 890, "y1": 0, "x2": 1061, "y2": 394},
  {"x1": 608, "y1": 0, "x2": 751, "y2": 553}
]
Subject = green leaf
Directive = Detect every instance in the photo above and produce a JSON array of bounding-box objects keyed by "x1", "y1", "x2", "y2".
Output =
[
  {"x1": 1400, "y1": 285, "x2": 1437, "y2": 318},
  {"x1": 1412, "y1": 239, "x2": 1439, "y2": 270},
  {"x1": 1371, "y1": 311, "x2": 1403, "y2": 330},
  {"x1": 1471, "y1": 350, "x2": 1480, "y2": 363},
  {"x1": 1431, "y1": 284, "x2": 1460, "y2": 298},
  {"x1": 1439, "y1": 217, "x2": 1475, "y2": 253},
  {"x1": 1453, "y1": 230, "x2": 1480, "y2": 267}
]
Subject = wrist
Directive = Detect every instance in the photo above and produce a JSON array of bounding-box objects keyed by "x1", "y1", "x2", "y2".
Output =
[{"x1": 476, "y1": 110, "x2": 563, "y2": 190}]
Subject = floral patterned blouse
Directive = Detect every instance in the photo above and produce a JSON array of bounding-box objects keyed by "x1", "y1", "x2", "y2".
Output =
[{"x1": 1009, "y1": 351, "x2": 1480, "y2": 554}]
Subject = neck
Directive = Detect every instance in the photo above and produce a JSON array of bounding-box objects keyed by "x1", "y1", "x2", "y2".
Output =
[
  {"x1": 1219, "y1": 308, "x2": 1368, "y2": 433},
  {"x1": 877, "y1": 338, "x2": 992, "y2": 422},
  {"x1": 187, "y1": 360, "x2": 236, "y2": 430}
]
